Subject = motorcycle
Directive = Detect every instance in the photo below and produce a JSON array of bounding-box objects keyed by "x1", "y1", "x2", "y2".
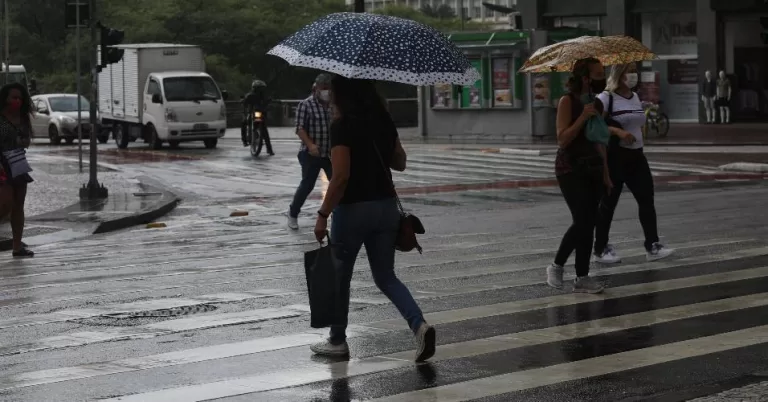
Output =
[{"x1": 244, "y1": 108, "x2": 268, "y2": 157}]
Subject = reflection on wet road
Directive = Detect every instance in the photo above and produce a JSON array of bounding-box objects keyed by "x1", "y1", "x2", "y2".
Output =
[{"x1": 2, "y1": 136, "x2": 768, "y2": 401}]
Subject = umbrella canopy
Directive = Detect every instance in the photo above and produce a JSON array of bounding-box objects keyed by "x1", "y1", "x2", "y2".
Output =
[
  {"x1": 518, "y1": 35, "x2": 657, "y2": 73},
  {"x1": 267, "y1": 12, "x2": 481, "y2": 86}
]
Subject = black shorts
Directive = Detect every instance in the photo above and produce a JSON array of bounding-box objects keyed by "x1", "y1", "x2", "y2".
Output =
[{"x1": 715, "y1": 97, "x2": 729, "y2": 107}]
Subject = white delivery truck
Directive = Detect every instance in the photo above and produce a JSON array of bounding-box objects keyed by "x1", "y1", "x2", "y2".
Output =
[{"x1": 98, "y1": 43, "x2": 228, "y2": 149}]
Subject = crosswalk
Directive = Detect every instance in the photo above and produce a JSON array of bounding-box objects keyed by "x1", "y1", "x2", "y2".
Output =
[{"x1": 2, "y1": 182, "x2": 768, "y2": 402}]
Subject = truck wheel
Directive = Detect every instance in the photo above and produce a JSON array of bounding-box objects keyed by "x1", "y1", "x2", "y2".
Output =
[
  {"x1": 148, "y1": 125, "x2": 162, "y2": 150},
  {"x1": 49, "y1": 125, "x2": 62, "y2": 145},
  {"x1": 114, "y1": 123, "x2": 130, "y2": 149},
  {"x1": 203, "y1": 138, "x2": 218, "y2": 149}
]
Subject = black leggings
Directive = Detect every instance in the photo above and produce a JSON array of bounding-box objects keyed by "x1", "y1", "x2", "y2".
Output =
[
  {"x1": 554, "y1": 168, "x2": 604, "y2": 277},
  {"x1": 594, "y1": 147, "x2": 659, "y2": 253}
]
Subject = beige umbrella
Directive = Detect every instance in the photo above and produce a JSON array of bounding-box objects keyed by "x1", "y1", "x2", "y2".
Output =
[{"x1": 519, "y1": 35, "x2": 657, "y2": 73}]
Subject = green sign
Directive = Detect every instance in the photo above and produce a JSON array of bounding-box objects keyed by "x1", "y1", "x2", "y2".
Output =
[{"x1": 461, "y1": 59, "x2": 483, "y2": 108}]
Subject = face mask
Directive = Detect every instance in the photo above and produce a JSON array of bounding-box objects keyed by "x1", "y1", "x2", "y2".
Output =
[
  {"x1": 7, "y1": 99, "x2": 21, "y2": 112},
  {"x1": 624, "y1": 73, "x2": 638, "y2": 88},
  {"x1": 589, "y1": 78, "x2": 607, "y2": 93},
  {"x1": 318, "y1": 90, "x2": 330, "y2": 102}
]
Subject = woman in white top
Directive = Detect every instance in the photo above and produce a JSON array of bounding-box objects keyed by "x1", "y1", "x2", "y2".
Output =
[{"x1": 593, "y1": 63, "x2": 674, "y2": 264}]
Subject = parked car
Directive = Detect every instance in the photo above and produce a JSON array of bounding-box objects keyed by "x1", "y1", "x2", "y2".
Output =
[{"x1": 31, "y1": 94, "x2": 109, "y2": 145}]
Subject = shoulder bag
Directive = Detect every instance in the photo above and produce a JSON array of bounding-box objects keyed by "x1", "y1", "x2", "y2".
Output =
[
  {"x1": 0, "y1": 119, "x2": 32, "y2": 179},
  {"x1": 371, "y1": 138, "x2": 425, "y2": 254}
]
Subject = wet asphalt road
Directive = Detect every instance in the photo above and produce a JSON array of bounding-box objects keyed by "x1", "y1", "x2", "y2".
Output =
[{"x1": 2, "y1": 130, "x2": 768, "y2": 401}]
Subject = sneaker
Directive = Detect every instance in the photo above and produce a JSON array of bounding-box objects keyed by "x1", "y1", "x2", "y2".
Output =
[
  {"x1": 647, "y1": 243, "x2": 674, "y2": 262},
  {"x1": 287, "y1": 215, "x2": 299, "y2": 230},
  {"x1": 573, "y1": 276, "x2": 605, "y2": 294},
  {"x1": 12, "y1": 248, "x2": 34, "y2": 258},
  {"x1": 310, "y1": 339, "x2": 349, "y2": 357},
  {"x1": 546, "y1": 263, "x2": 564, "y2": 289},
  {"x1": 593, "y1": 244, "x2": 621, "y2": 264},
  {"x1": 415, "y1": 323, "x2": 436, "y2": 362}
]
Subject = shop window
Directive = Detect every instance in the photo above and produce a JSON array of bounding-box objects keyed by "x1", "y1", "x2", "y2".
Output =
[{"x1": 429, "y1": 54, "x2": 524, "y2": 109}]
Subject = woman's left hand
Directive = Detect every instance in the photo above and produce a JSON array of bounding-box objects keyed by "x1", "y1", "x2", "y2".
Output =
[
  {"x1": 314, "y1": 215, "x2": 328, "y2": 243},
  {"x1": 20, "y1": 137, "x2": 30, "y2": 148}
]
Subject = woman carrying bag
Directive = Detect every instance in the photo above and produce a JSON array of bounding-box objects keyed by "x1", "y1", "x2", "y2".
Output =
[
  {"x1": 593, "y1": 63, "x2": 674, "y2": 264},
  {"x1": 0, "y1": 82, "x2": 35, "y2": 258},
  {"x1": 546, "y1": 57, "x2": 632, "y2": 294}
]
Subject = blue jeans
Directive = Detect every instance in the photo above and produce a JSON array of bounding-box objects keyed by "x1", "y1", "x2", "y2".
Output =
[
  {"x1": 289, "y1": 150, "x2": 332, "y2": 218},
  {"x1": 329, "y1": 198, "x2": 425, "y2": 344}
]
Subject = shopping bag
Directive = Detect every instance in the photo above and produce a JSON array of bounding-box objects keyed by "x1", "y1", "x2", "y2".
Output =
[
  {"x1": 304, "y1": 240, "x2": 343, "y2": 328},
  {"x1": 1, "y1": 149, "x2": 32, "y2": 178},
  {"x1": 585, "y1": 115, "x2": 610, "y2": 145}
]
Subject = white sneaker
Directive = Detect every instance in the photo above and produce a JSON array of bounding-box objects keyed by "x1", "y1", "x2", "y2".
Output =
[
  {"x1": 310, "y1": 339, "x2": 349, "y2": 357},
  {"x1": 593, "y1": 244, "x2": 621, "y2": 264},
  {"x1": 647, "y1": 243, "x2": 674, "y2": 262},
  {"x1": 546, "y1": 263, "x2": 564, "y2": 289},
  {"x1": 415, "y1": 323, "x2": 436, "y2": 362},
  {"x1": 287, "y1": 215, "x2": 299, "y2": 230},
  {"x1": 573, "y1": 276, "x2": 605, "y2": 294}
]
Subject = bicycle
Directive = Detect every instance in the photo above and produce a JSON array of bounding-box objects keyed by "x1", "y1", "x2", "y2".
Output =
[{"x1": 642, "y1": 101, "x2": 670, "y2": 139}]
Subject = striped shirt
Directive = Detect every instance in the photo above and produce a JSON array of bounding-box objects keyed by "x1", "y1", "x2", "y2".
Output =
[{"x1": 295, "y1": 95, "x2": 331, "y2": 158}]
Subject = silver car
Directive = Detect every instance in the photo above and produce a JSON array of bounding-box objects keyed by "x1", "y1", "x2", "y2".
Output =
[{"x1": 31, "y1": 94, "x2": 108, "y2": 145}]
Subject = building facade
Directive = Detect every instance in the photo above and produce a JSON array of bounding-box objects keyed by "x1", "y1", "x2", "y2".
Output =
[
  {"x1": 518, "y1": 0, "x2": 768, "y2": 123},
  {"x1": 345, "y1": 0, "x2": 516, "y2": 24}
]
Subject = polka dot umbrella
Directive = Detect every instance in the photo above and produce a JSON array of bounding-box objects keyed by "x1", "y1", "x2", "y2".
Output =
[
  {"x1": 267, "y1": 12, "x2": 481, "y2": 86},
  {"x1": 518, "y1": 35, "x2": 657, "y2": 73}
]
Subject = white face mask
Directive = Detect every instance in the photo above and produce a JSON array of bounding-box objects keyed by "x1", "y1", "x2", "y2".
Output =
[
  {"x1": 624, "y1": 73, "x2": 638, "y2": 89},
  {"x1": 318, "y1": 90, "x2": 330, "y2": 102}
]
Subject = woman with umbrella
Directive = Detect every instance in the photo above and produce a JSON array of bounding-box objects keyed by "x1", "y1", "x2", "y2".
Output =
[
  {"x1": 269, "y1": 12, "x2": 481, "y2": 360},
  {"x1": 545, "y1": 57, "x2": 611, "y2": 294}
]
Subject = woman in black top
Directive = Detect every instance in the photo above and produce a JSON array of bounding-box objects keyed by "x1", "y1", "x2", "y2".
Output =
[
  {"x1": 0, "y1": 82, "x2": 34, "y2": 258},
  {"x1": 312, "y1": 76, "x2": 435, "y2": 362},
  {"x1": 546, "y1": 57, "x2": 611, "y2": 294}
]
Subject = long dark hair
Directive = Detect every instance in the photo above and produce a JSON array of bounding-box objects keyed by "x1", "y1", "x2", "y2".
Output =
[
  {"x1": 330, "y1": 76, "x2": 388, "y2": 121},
  {"x1": 566, "y1": 57, "x2": 601, "y2": 94},
  {"x1": 0, "y1": 82, "x2": 33, "y2": 126}
]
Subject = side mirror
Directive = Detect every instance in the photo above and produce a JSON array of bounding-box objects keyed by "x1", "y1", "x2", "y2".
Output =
[
  {"x1": 37, "y1": 109, "x2": 49, "y2": 115},
  {"x1": 151, "y1": 93, "x2": 163, "y2": 104},
  {"x1": 221, "y1": 90, "x2": 229, "y2": 101}
]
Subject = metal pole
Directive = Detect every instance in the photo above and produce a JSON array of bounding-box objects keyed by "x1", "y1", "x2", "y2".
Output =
[
  {"x1": 460, "y1": 0, "x2": 465, "y2": 31},
  {"x1": 3, "y1": 0, "x2": 8, "y2": 84},
  {"x1": 76, "y1": 1, "x2": 83, "y2": 172},
  {"x1": 81, "y1": 0, "x2": 106, "y2": 199}
]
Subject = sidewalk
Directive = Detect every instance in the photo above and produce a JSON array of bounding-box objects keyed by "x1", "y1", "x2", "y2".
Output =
[{"x1": 0, "y1": 153, "x2": 179, "y2": 251}]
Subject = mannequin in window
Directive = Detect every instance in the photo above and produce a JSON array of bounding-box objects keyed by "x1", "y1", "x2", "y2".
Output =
[
  {"x1": 701, "y1": 70, "x2": 717, "y2": 124},
  {"x1": 716, "y1": 70, "x2": 732, "y2": 124}
]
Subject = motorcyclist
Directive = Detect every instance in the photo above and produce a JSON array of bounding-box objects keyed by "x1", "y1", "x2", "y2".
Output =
[{"x1": 241, "y1": 79, "x2": 274, "y2": 155}]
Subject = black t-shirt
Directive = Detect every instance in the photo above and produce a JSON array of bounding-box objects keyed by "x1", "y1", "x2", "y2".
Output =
[{"x1": 330, "y1": 111, "x2": 398, "y2": 205}]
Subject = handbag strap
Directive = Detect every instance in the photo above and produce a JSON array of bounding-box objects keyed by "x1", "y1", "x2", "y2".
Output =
[{"x1": 371, "y1": 137, "x2": 405, "y2": 215}]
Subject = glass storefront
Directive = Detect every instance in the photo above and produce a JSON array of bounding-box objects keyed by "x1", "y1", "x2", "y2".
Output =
[
  {"x1": 724, "y1": 15, "x2": 768, "y2": 121},
  {"x1": 640, "y1": 12, "x2": 699, "y2": 122}
]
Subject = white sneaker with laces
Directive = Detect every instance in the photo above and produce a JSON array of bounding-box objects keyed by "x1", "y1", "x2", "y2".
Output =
[
  {"x1": 287, "y1": 215, "x2": 299, "y2": 230},
  {"x1": 593, "y1": 244, "x2": 621, "y2": 264},
  {"x1": 546, "y1": 263, "x2": 564, "y2": 289},
  {"x1": 415, "y1": 323, "x2": 436, "y2": 362},
  {"x1": 647, "y1": 243, "x2": 674, "y2": 262},
  {"x1": 310, "y1": 339, "x2": 349, "y2": 357},
  {"x1": 573, "y1": 276, "x2": 605, "y2": 294}
]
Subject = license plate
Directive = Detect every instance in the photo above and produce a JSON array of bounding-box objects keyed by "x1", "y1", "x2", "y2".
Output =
[{"x1": 193, "y1": 123, "x2": 209, "y2": 130}]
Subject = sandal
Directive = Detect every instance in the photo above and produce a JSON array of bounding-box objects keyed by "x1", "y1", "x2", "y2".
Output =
[{"x1": 12, "y1": 247, "x2": 34, "y2": 258}]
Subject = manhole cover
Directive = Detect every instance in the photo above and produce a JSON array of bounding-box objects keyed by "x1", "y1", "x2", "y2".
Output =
[{"x1": 104, "y1": 304, "x2": 217, "y2": 319}]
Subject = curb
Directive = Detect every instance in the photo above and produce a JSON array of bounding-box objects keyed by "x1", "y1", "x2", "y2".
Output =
[{"x1": 92, "y1": 188, "x2": 180, "y2": 234}]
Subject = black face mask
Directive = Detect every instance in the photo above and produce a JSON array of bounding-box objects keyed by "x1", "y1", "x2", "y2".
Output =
[{"x1": 590, "y1": 78, "x2": 607, "y2": 93}]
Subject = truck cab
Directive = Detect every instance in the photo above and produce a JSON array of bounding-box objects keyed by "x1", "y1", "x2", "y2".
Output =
[
  {"x1": 1, "y1": 64, "x2": 28, "y2": 88},
  {"x1": 143, "y1": 71, "x2": 227, "y2": 149}
]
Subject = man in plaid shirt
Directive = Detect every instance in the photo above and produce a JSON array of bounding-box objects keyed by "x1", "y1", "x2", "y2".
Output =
[{"x1": 288, "y1": 74, "x2": 333, "y2": 230}]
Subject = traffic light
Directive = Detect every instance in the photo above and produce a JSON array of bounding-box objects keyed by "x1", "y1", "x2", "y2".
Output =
[{"x1": 99, "y1": 22, "x2": 125, "y2": 69}]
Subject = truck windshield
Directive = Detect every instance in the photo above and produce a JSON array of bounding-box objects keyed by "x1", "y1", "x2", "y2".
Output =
[
  {"x1": 162, "y1": 77, "x2": 221, "y2": 102},
  {"x1": 48, "y1": 96, "x2": 90, "y2": 112},
  {"x1": 0, "y1": 72, "x2": 27, "y2": 88}
]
